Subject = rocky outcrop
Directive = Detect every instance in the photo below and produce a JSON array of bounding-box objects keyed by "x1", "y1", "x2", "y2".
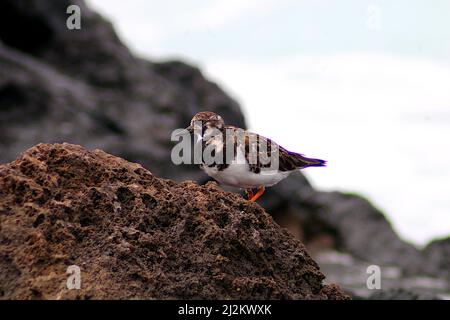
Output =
[
  {"x1": 0, "y1": 0, "x2": 244, "y2": 183},
  {"x1": 423, "y1": 237, "x2": 450, "y2": 279},
  {"x1": 263, "y1": 188, "x2": 425, "y2": 273},
  {"x1": 0, "y1": 0, "x2": 448, "y2": 299},
  {"x1": 0, "y1": 143, "x2": 348, "y2": 299}
]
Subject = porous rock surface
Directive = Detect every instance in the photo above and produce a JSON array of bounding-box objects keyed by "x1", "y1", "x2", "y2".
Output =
[{"x1": 0, "y1": 143, "x2": 348, "y2": 299}]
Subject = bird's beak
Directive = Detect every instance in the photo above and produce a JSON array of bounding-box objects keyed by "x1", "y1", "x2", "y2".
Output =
[{"x1": 185, "y1": 125, "x2": 194, "y2": 133}]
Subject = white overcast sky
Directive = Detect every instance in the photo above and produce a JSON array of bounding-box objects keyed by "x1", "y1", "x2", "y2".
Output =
[{"x1": 87, "y1": 0, "x2": 450, "y2": 246}]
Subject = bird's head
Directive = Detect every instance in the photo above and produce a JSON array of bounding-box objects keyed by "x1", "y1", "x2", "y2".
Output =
[{"x1": 186, "y1": 111, "x2": 225, "y2": 133}]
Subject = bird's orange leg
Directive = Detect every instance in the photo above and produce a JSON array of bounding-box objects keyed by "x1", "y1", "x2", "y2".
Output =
[
  {"x1": 249, "y1": 186, "x2": 265, "y2": 202},
  {"x1": 245, "y1": 189, "x2": 254, "y2": 200}
]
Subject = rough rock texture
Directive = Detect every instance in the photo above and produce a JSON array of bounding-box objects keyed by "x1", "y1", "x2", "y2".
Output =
[
  {"x1": 0, "y1": 0, "x2": 449, "y2": 299},
  {"x1": 0, "y1": 143, "x2": 348, "y2": 300}
]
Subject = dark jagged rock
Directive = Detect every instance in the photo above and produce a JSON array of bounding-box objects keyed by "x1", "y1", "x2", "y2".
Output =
[
  {"x1": 262, "y1": 179, "x2": 450, "y2": 298},
  {"x1": 262, "y1": 183, "x2": 425, "y2": 273},
  {"x1": 423, "y1": 237, "x2": 450, "y2": 279},
  {"x1": 0, "y1": 0, "x2": 244, "y2": 184},
  {"x1": 0, "y1": 143, "x2": 348, "y2": 300},
  {"x1": 304, "y1": 192, "x2": 424, "y2": 273}
]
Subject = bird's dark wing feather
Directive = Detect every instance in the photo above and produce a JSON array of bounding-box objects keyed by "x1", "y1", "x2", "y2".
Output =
[{"x1": 241, "y1": 130, "x2": 326, "y2": 172}]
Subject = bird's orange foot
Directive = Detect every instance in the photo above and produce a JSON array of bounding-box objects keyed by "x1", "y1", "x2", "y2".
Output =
[
  {"x1": 249, "y1": 186, "x2": 265, "y2": 202},
  {"x1": 245, "y1": 189, "x2": 254, "y2": 200}
]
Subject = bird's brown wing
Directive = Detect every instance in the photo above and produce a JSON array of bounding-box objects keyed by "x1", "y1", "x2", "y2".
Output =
[
  {"x1": 240, "y1": 130, "x2": 326, "y2": 172},
  {"x1": 221, "y1": 126, "x2": 325, "y2": 172}
]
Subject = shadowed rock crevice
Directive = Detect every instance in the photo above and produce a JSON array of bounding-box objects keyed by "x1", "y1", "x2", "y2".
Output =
[{"x1": 0, "y1": 1, "x2": 55, "y2": 56}]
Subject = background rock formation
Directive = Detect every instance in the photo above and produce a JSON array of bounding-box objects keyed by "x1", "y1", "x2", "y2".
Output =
[
  {"x1": 0, "y1": 0, "x2": 448, "y2": 299},
  {"x1": 0, "y1": 0, "x2": 244, "y2": 183},
  {"x1": 0, "y1": 143, "x2": 347, "y2": 299}
]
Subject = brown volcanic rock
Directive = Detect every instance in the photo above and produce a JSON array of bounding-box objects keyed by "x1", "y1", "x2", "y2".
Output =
[{"x1": 0, "y1": 143, "x2": 347, "y2": 300}]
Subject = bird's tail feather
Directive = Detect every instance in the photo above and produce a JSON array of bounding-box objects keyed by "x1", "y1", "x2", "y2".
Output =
[{"x1": 288, "y1": 151, "x2": 327, "y2": 168}]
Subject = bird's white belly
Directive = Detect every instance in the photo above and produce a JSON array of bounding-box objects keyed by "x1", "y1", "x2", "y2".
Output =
[
  {"x1": 201, "y1": 143, "x2": 291, "y2": 188},
  {"x1": 202, "y1": 163, "x2": 290, "y2": 189}
]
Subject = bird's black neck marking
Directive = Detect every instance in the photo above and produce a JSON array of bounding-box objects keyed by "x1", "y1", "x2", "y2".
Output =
[{"x1": 200, "y1": 126, "x2": 230, "y2": 171}]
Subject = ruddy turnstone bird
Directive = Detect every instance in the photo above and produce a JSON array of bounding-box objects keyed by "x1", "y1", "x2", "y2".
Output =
[{"x1": 182, "y1": 111, "x2": 326, "y2": 202}]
